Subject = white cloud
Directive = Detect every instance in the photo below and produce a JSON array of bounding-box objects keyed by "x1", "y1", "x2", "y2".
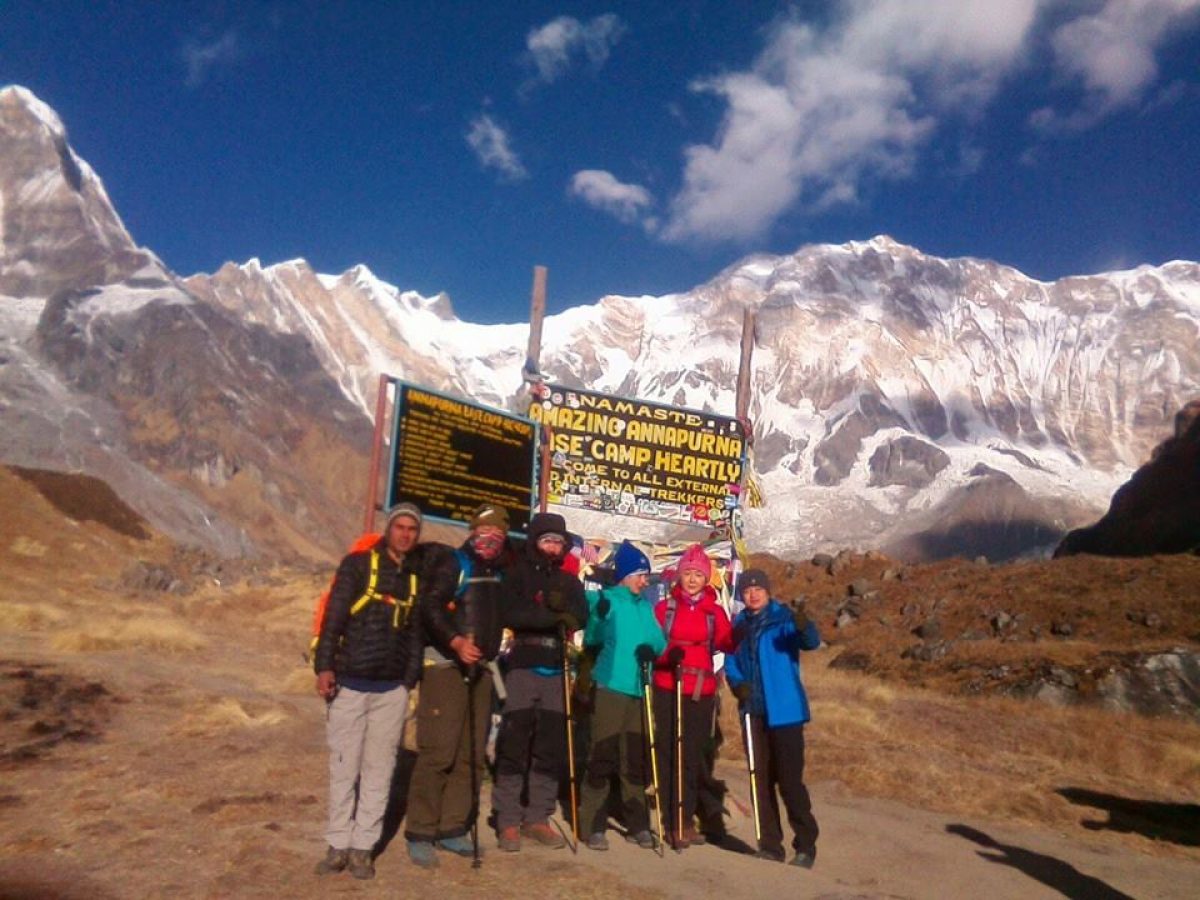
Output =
[
  {"x1": 524, "y1": 14, "x2": 626, "y2": 88},
  {"x1": 662, "y1": 1, "x2": 1042, "y2": 244},
  {"x1": 182, "y1": 31, "x2": 242, "y2": 88},
  {"x1": 568, "y1": 170, "x2": 655, "y2": 226},
  {"x1": 466, "y1": 114, "x2": 529, "y2": 181},
  {"x1": 1032, "y1": 0, "x2": 1200, "y2": 133}
]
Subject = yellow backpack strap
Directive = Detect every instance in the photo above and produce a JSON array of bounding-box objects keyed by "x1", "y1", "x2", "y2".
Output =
[
  {"x1": 393, "y1": 572, "x2": 418, "y2": 629},
  {"x1": 349, "y1": 550, "x2": 381, "y2": 615}
]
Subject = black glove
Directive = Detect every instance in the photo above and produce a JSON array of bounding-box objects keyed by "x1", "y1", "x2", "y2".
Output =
[
  {"x1": 730, "y1": 682, "x2": 751, "y2": 703},
  {"x1": 790, "y1": 600, "x2": 810, "y2": 631},
  {"x1": 595, "y1": 595, "x2": 611, "y2": 619},
  {"x1": 634, "y1": 644, "x2": 658, "y2": 665},
  {"x1": 591, "y1": 566, "x2": 617, "y2": 587},
  {"x1": 545, "y1": 588, "x2": 566, "y2": 613},
  {"x1": 666, "y1": 645, "x2": 685, "y2": 667}
]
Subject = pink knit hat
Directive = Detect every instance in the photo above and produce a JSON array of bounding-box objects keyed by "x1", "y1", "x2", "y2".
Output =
[{"x1": 676, "y1": 544, "x2": 712, "y2": 581}]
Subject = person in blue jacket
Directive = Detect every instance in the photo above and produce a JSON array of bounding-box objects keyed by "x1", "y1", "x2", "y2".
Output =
[{"x1": 725, "y1": 568, "x2": 821, "y2": 868}]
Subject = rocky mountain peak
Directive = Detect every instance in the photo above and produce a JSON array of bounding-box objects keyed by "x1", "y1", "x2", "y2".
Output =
[{"x1": 0, "y1": 85, "x2": 163, "y2": 298}]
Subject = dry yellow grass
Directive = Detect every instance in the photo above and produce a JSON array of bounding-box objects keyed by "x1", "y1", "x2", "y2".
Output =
[
  {"x1": 173, "y1": 697, "x2": 291, "y2": 736},
  {"x1": 0, "y1": 599, "x2": 69, "y2": 630},
  {"x1": 719, "y1": 656, "x2": 1200, "y2": 852},
  {"x1": 51, "y1": 618, "x2": 208, "y2": 653}
]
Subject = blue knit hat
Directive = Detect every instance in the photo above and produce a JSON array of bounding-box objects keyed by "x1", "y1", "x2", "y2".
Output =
[{"x1": 612, "y1": 540, "x2": 651, "y2": 583}]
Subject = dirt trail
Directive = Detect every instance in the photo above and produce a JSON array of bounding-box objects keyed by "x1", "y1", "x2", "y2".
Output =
[{"x1": 2, "y1": 644, "x2": 1197, "y2": 900}]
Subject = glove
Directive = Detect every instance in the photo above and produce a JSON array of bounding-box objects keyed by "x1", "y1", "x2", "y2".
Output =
[
  {"x1": 545, "y1": 589, "x2": 566, "y2": 613},
  {"x1": 666, "y1": 646, "x2": 685, "y2": 667},
  {"x1": 595, "y1": 595, "x2": 611, "y2": 619},
  {"x1": 790, "y1": 600, "x2": 810, "y2": 631},
  {"x1": 555, "y1": 611, "x2": 580, "y2": 632},
  {"x1": 634, "y1": 644, "x2": 658, "y2": 665},
  {"x1": 591, "y1": 566, "x2": 617, "y2": 588},
  {"x1": 730, "y1": 682, "x2": 751, "y2": 703}
]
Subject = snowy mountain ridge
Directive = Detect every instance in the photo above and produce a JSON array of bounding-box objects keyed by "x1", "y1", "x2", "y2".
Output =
[{"x1": 3, "y1": 83, "x2": 1198, "y2": 560}]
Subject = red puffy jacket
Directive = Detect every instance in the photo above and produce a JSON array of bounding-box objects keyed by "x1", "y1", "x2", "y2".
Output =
[{"x1": 652, "y1": 583, "x2": 733, "y2": 697}]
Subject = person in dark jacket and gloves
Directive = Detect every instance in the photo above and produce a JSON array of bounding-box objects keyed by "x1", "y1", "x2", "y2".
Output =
[
  {"x1": 725, "y1": 568, "x2": 821, "y2": 868},
  {"x1": 313, "y1": 502, "x2": 433, "y2": 880},
  {"x1": 405, "y1": 504, "x2": 509, "y2": 868},
  {"x1": 492, "y1": 512, "x2": 588, "y2": 851}
]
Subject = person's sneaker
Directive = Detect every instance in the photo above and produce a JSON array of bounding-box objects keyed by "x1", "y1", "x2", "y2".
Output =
[
  {"x1": 497, "y1": 825, "x2": 521, "y2": 852},
  {"x1": 586, "y1": 831, "x2": 609, "y2": 851},
  {"x1": 521, "y1": 821, "x2": 566, "y2": 849},
  {"x1": 790, "y1": 849, "x2": 817, "y2": 869},
  {"x1": 435, "y1": 835, "x2": 476, "y2": 858},
  {"x1": 347, "y1": 849, "x2": 374, "y2": 880},
  {"x1": 314, "y1": 846, "x2": 348, "y2": 875},
  {"x1": 407, "y1": 840, "x2": 439, "y2": 869},
  {"x1": 755, "y1": 845, "x2": 787, "y2": 863},
  {"x1": 631, "y1": 830, "x2": 657, "y2": 850}
]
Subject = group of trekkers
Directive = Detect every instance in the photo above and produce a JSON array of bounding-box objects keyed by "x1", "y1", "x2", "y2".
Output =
[{"x1": 311, "y1": 501, "x2": 821, "y2": 881}]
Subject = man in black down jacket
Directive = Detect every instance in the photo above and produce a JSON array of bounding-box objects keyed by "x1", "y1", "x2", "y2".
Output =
[
  {"x1": 404, "y1": 503, "x2": 510, "y2": 868},
  {"x1": 313, "y1": 502, "x2": 445, "y2": 880},
  {"x1": 492, "y1": 511, "x2": 588, "y2": 852}
]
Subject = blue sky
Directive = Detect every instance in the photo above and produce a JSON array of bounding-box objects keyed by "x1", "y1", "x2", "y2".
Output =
[{"x1": 3, "y1": 1, "x2": 1199, "y2": 323}]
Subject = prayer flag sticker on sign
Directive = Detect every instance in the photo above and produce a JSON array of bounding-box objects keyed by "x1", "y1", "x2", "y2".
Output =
[
  {"x1": 528, "y1": 383, "x2": 746, "y2": 528},
  {"x1": 388, "y1": 382, "x2": 538, "y2": 533}
]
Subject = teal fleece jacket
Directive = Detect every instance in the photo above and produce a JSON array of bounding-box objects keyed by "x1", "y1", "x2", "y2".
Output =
[{"x1": 584, "y1": 585, "x2": 667, "y2": 698}]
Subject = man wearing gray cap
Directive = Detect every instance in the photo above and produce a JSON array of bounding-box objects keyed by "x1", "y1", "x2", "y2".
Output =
[{"x1": 312, "y1": 502, "x2": 435, "y2": 880}]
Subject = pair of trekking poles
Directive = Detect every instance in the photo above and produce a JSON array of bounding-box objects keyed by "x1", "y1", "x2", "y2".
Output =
[{"x1": 644, "y1": 666, "x2": 765, "y2": 853}]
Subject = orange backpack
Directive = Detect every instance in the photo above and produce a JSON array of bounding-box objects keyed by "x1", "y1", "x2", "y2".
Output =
[{"x1": 309, "y1": 532, "x2": 383, "y2": 653}]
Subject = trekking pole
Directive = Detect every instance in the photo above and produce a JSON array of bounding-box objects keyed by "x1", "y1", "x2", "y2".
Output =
[
  {"x1": 465, "y1": 634, "x2": 482, "y2": 870},
  {"x1": 559, "y1": 622, "x2": 579, "y2": 853},
  {"x1": 674, "y1": 664, "x2": 685, "y2": 853},
  {"x1": 743, "y1": 711, "x2": 762, "y2": 845},
  {"x1": 641, "y1": 662, "x2": 665, "y2": 857}
]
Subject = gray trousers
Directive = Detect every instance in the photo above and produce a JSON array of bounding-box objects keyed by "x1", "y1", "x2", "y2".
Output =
[
  {"x1": 491, "y1": 668, "x2": 567, "y2": 830},
  {"x1": 324, "y1": 685, "x2": 410, "y2": 851}
]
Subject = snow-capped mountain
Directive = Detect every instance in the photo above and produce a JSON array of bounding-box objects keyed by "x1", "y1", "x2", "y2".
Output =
[
  {"x1": 3, "y1": 85, "x2": 1198, "y2": 560},
  {"x1": 187, "y1": 238, "x2": 1199, "y2": 559}
]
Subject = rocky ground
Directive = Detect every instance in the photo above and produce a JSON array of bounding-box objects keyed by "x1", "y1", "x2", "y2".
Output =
[{"x1": 1, "y1": 466, "x2": 1198, "y2": 898}]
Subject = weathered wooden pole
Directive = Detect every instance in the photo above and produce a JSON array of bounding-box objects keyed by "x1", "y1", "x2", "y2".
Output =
[
  {"x1": 525, "y1": 265, "x2": 547, "y2": 381},
  {"x1": 735, "y1": 307, "x2": 756, "y2": 423},
  {"x1": 363, "y1": 374, "x2": 393, "y2": 531}
]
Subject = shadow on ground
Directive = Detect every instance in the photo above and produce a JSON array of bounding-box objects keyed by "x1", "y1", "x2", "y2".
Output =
[
  {"x1": 1057, "y1": 787, "x2": 1200, "y2": 847},
  {"x1": 946, "y1": 823, "x2": 1134, "y2": 900}
]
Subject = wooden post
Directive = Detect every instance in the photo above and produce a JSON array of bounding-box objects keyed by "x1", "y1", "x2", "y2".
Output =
[
  {"x1": 364, "y1": 374, "x2": 392, "y2": 531},
  {"x1": 539, "y1": 425, "x2": 553, "y2": 513},
  {"x1": 735, "y1": 307, "x2": 755, "y2": 423},
  {"x1": 526, "y1": 265, "x2": 547, "y2": 381}
]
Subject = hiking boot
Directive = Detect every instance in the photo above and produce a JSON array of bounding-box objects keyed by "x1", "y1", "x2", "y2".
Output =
[
  {"x1": 314, "y1": 845, "x2": 348, "y2": 875},
  {"x1": 521, "y1": 821, "x2": 566, "y2": 849},
  {"x1": 586, "y1": 832, "x2": 609, "y2": 851},
  {"x1": 436, "y1": 835, "x2": 476, "y2": 858},
  {"x1": 625, "y1": 829, "x2": 657, "y2": 850},
  {"x1": 682, "y1": 825, "x2": 706, "y2": 846},
  {"x1": 497, "y1": 825, "x2": 521, "y2": 852},
  {"x1": 667, "y1": 831, "x2": 690, "y2": 850},
  {"x1": 755, "y1": 845, "x2": 786, "y2": 863},
  {"x1": 347, "y1": 849, "x2": 374, "y2": 880},
  {"x1": 790, "y1": 849, "x2": 817, "y2": 869},
  {"x1": 407, "y1": 840, "x2": 439, "y2": 869}
]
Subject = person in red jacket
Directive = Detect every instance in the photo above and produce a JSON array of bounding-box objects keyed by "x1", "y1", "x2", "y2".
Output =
[{"x1": 651, "y1": 544, "x2": 734, "y2": 849}]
